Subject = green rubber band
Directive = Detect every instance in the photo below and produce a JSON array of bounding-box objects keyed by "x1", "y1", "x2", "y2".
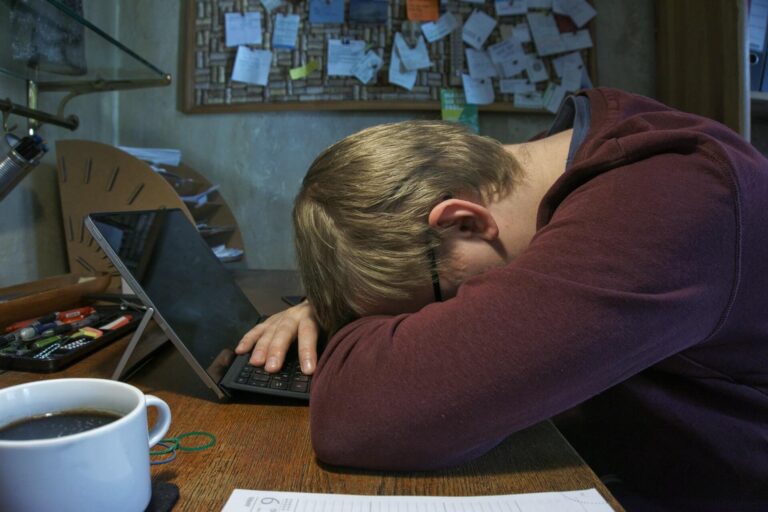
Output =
[
  {"x1": 175, "y1": 431, "x2": 216, "y2": 452},
  {"x1": 150, "y1": 437, "x2": 179, "y2": 456}
]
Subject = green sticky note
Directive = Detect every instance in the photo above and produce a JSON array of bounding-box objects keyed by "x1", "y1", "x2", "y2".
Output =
[
  {"x1": 440, "y1": 89, "x2": 479, "y2": 134},
  {"x1": 289, "y1": 60, "x2": 320, "y2": 80}
]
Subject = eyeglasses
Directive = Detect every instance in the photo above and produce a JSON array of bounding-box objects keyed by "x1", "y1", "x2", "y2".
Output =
[{"x1": 427, "y1": 247, "x2": 443, "y2": 302}]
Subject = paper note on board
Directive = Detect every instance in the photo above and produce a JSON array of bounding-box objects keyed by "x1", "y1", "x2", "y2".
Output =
[{"x1": 224, "y1": 12, "x2": 262, "y2": 47}]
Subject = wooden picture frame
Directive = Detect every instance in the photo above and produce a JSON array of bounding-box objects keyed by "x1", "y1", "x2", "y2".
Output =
[{"x1": 180, "y1": 0, "x2": 597, "y2": 113}]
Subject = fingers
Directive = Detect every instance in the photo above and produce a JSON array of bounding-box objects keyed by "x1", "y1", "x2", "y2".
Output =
[
  {"x1": 297, "y1": 317, "x2": 318, "y2": 375},
  {"x1": 234, "y1": 303, "x2": 320, "y2": 374}
]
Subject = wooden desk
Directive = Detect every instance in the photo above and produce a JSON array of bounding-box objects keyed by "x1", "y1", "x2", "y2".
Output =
[{"x1": 0, "y1": 270, "x2": 623, "y2": 511}]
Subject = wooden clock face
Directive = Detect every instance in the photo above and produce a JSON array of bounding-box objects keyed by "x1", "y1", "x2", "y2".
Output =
[{"x1": 56, "y1": 140, "x2": 187, "y2": 289}]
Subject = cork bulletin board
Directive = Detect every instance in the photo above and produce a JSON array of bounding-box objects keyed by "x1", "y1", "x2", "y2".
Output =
[{"x1": 181, "y1": 0, "x2": 597, "y2": 113}]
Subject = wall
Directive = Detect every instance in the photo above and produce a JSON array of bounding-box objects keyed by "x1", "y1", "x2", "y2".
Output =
[
  {"x1": 116, "y1": 0, "x2": 655, "y2": 270},
  {"x1": 1, "y1": 0, "x2": 656, "y2": 286}
]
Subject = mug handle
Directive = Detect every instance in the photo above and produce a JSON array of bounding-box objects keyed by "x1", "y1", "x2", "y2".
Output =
[{"x1": 145, "y1": 394, "x2": 172, "y2": 448}]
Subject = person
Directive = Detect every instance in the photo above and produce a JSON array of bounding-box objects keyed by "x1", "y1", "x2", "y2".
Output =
[{"x1": 235, "y1": 88, "x2": 768, "y2": 511}]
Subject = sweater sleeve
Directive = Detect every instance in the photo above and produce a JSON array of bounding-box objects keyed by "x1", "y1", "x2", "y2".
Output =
[{"x1": 309, "y1": 151, "x2": 739, "y2": 470}]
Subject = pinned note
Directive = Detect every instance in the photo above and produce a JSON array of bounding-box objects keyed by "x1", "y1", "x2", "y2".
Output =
[
  {"x1": 554, "y1": 0, "x2": 596, "y2": 27},
  {"x1": 407, "y1": 0, "x2": 439, "y2": 21},
  {"x1": 543, "y1": 82, "x2": 566, "y2": 112},
  {"x1": 512, "y1": 22, "x2": 532, "y2": 42},
  {"x1": 232, "y1": 46, "x2": 272, "y2": 86},
  {"x1": 309, "y1": 0, "x2": 345, "y2": 24},
  {"x1": 421, "y1": 12, "x2": 460, "y2": 43},
  {"x1": 351, "y1": 51, "x2": 384, "y2": 84},
  {"x1": 273, "y1": 14, "x2": 300, "y2": 49},
  {"x1": 289, "y1": 60, "x2": 319, "y2": 80},
  {"x1": 561, "y1": 29, "x2": 593, "y2": 51},
  {"x1": 527, "y1": 12, "x2": 565, "y2": 56},
  {"x1": 327, "y1": 39, "x2": 366, "y2": 76},
  {"x1": 462, "y1": 10, "x2": 497, "y2": 50},
  {"x1": 495, "y1": 0, "x2": 527, "y2": 16},
  {"x1": 514, "y1": 91, "x2": 543, "y2": 108},
  {"x1": 466, "y1": 48, "x2": 497, "y2": 79},
  {"x1": 349, "y1": 0, "x2": 389, "y2": 23},
  {"x1": 394, "y1": 33, "x2": 432, "y2": 71},
  {"x1": 461, "y1": 73, "x2": 494, "y2": 105},
  {"x1": 499, "y1": 78, "x2": 536, "y2": 94},
  {"x1": 488, "y1": 38, "x2": 526, "y2": 77},
  {"x1": 260, "y1": 0, "x2": 282, "y2": 12},
  {"x1": 224, "y1": 12, "x2": 262, "y2": 47},
  {"x1": 389, "y1": 50, "x2": 417, "y2": 90},
  {"x1": 525, "y1": 57, "x2": 549, "y2": 82}
]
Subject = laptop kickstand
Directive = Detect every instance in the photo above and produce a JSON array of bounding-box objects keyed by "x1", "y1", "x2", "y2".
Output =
[{"x1": 111, "y1": 306, "x2": 155, "y2": 381}]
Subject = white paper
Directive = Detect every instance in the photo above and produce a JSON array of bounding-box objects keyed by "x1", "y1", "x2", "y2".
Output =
[
  {"x1": 260, "y1": 0, "x2": 282, "y2": 12},
  {"x1": 224, "y1": 12, "x2": 262, "y2": 47},
  {"x1": 552, "y1": 51, "x2": 584, "y2": 77},
  {"x1": 231, "y1": 46, "x2": 272, "y2": 86},
  {"x1": 500, "y1": 78, "x2": 536, "y2": 94},
  {"x1": 514, "y1": 91, "x2": 543, "y2": 108},
  {"x1": 495, "y1": 0, "x2": 527, "y2": 16},
  {"x1": 544, "y1": 82, "x2": 567, "y2": 112},
  {"x1": 118, "y1": 147, "x2": 181, "y2": 166},
  {"x1": 327, "y1": 39, "x2": 366, "y2": 76},
  {"x1": 489, "y1": 38, "x2": 526, "y2": 77},
  {"x1": 272, "y1": 14, "x2": 300, "y2": 49},
  {"x1": 222, "y1": 488, "x2": 614, "y2": 512},
  {"x1": 466, "y1": 48, "x2": 497, "y2": 79},
  {"x1": 561, "y1": 29, "x2": 593, "y2": 51},
  {"x1": 394, "y1": 33, "x2": 432, "y2": 71},
  {"x1": 527, "y1": 11, "x2": 565, "y2": 56},
  {"x1": 512, "y1": 22, "x2": 532, "y2": 42},
  {"x1": 525, "y1": 57, "x2": 549, "y2": 82},
  {"x1": 462, "y1": 73, "x2": 494, "y2": 105},
  {"x1": 462, "y1": 9, "x2": 497, "y2": 50},
  {"x1": 351, "y1": 51, "x2": 384, "y2": 84},
  {"x1": 388, "y1": 50, "x2": 417, "y2": 90},
  {"x1": 560, "y1": 60, "x2": 582, "y2": 91},
  {"x1": 422, "y1": 12, "x2": 459, "y2": 43},
  {"x1": 554, "y1": 0, "x2": 596, "y2": 27}
]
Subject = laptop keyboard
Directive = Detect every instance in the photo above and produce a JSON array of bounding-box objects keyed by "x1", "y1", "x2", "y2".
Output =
[{"x1": 234, "y1": 359, "x2": 311, "y2": 394}]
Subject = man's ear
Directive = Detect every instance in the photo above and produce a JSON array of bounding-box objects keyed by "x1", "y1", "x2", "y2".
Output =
[{"x1": 428, "y1": 198, "x2": 499, "y2": 241}]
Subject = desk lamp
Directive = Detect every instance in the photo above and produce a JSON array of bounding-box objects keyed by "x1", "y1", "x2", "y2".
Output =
[{"x1": 0, "y1": 134, "x2": 47, "y2": 201}]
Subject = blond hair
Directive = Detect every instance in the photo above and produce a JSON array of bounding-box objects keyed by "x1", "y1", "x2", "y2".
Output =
[{"x1": 293, "y1": 120, "x2": 522, "y2": 334}]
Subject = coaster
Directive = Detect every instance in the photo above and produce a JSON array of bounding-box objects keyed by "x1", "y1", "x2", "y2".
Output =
[{"x1": 146, "y1": 482, "x2": 180, "y2": 512}]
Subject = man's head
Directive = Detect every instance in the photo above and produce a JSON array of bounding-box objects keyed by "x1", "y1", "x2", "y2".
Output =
[{"x1": 293, "y1": 120, "x2": 523, "y2": 334}]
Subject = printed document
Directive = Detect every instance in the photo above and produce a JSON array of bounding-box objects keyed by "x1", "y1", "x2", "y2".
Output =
[{"x1": 222, "y1": 488, "x2": 614, "y2": 512}]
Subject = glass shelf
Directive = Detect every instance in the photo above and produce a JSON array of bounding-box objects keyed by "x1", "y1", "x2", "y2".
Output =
[
  {"x1": 0, "y1": 0, "x2": 168, "y2": 84},
  {"x1": 0, "y1": 0, "x2": 170, "y2": 131}
]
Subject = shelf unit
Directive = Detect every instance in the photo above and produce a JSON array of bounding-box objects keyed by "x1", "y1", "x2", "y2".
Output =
[
  {"x1": 0, "y1": 0, "x2": 170, "y2": 133},
  {"x1": 56, "y1": 140, "x2": 245, "y2": 289}
]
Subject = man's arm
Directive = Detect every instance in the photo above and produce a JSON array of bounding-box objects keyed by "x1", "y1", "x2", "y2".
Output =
[{"x1": 309, "y1": 155, "x2": 738, "y2": 470}]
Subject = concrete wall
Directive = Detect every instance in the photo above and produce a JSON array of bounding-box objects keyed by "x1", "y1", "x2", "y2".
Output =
[{"x1": 1, "y1": 0, "x2": 656, "y2": 286}]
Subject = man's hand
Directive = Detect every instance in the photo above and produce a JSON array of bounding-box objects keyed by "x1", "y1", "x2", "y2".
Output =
[{"x1": 235, "y1": 301, "x2": 319, "y2": 375}]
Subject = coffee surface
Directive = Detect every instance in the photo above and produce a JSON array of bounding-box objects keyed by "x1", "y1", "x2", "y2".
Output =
[{"x1": 0, "y1": 409, "x2": 121, "y2": 440}]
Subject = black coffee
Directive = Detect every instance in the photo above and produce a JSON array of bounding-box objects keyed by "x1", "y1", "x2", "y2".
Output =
[{"x1": 0, "y1": 409, "x2": 122, "y2": 441}]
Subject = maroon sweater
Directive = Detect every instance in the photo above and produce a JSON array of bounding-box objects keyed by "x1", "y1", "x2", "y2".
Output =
[{"x1": 309, "y1": 88, "x2": 768, "y2": 510}]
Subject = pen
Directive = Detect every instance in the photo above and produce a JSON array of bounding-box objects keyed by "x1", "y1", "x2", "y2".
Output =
[{"x1": 4, "y1": 307, "x2": 95, "y2": 333}]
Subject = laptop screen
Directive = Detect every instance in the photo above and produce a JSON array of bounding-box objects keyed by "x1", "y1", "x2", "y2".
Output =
[{"x1": 87, "y1": 209, "x2": 262, "y2": 382}]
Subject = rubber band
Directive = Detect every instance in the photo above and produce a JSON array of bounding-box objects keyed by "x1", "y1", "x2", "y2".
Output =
[
  {"x1": 175, "y1": 431, "x2": 216, "y2": 452},
  {"x1": 150, "y1": 438, "x2": 179, "y2": 456},
  {"x1": 149, "y1": 441, "x2": 177, "y2": 465}
]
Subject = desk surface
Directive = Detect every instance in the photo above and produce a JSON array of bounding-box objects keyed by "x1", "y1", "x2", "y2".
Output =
[{"x1": 0, "y1": 270, "x2": 622, "y2": 512}]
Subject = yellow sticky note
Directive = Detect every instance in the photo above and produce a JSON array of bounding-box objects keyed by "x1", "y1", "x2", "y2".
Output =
[{"x1": 289, "y1": 60, "x2": 319, "y2": 80}]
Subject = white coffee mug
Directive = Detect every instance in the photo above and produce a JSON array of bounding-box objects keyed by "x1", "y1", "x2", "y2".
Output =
[{"x1": 0, "y1": 378, "x2": 171, "y2": 512}]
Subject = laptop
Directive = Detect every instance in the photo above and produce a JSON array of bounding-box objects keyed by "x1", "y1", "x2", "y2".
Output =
[{"x1": 84, "y1": 208, "x2": 310, "y2": 401}]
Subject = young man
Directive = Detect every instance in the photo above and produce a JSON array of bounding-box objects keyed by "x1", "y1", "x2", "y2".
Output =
[{"x1": 236, "y1": 88, "x2": 768, "y2": 511}]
